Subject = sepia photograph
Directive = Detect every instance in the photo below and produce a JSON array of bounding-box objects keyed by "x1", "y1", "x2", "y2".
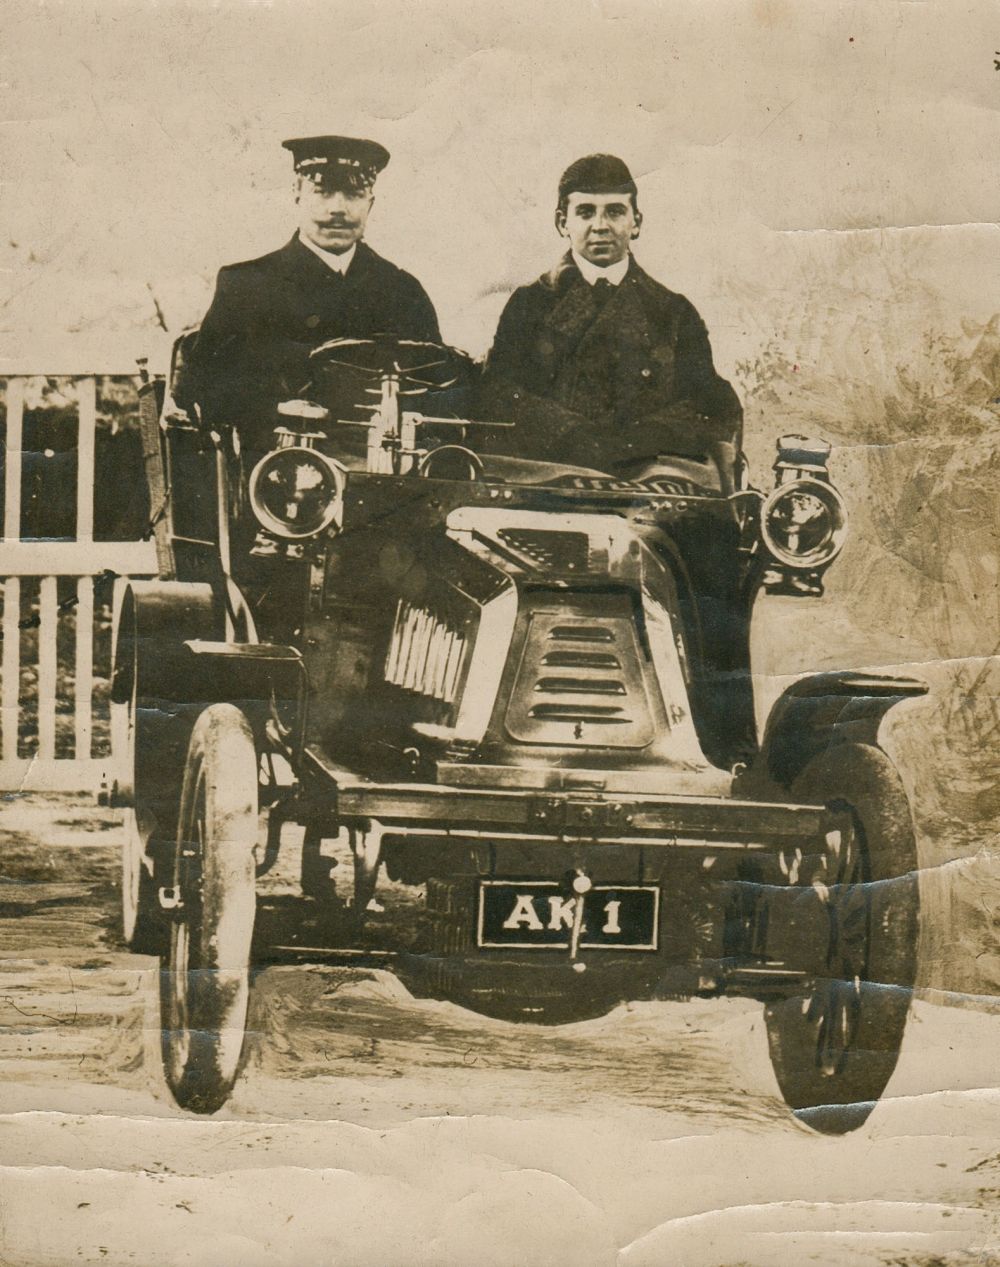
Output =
[{"x1": 2, "y1": 0, "x2": 1000, "y2": 1263}]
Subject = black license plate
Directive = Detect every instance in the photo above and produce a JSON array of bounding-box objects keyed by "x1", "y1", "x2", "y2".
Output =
[{"x1": 477, "y1": 880, "x2": 659, "y2": 951}]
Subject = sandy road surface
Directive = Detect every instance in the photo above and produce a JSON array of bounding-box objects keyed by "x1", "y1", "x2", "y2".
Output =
[{"x1": 2, "y1": 795, "x2": 1000, "y2": 1266}]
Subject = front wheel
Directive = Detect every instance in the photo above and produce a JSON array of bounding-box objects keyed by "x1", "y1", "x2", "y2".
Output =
[
  {"x1": 765, "y1": 742, "x2": 919, "y2": 1134},
  {"x1": 160, "y1": 704, "x2": 259, "y2": 1114}
]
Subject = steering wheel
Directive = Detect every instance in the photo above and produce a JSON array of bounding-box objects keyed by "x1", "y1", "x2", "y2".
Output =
[{"x1": 308, "y1": 337, "x2": 474, "y2": 398}]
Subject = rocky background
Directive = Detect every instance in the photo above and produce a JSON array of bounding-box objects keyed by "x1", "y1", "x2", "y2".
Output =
[{"x1": 740, "y1": 305, "x2": 1000, "y2": 997}]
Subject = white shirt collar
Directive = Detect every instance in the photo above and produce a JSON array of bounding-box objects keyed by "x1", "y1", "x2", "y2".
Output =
[
  {"x1": 571, "y1": 249, "x2": 630, "y2": 287},
  {"x1": 299, "y1": 234, "x2": 357, "y2": 275}
]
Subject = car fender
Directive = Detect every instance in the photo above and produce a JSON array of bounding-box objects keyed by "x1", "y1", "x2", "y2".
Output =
[
  {"x1": 178, "y1": 640, "x2": 307, "y2": 756},
  {"x1": 111, "y1": 579, "x2": 219, "y2": 707},
  {"x1": 109, "y1": 580, "x2": 220, "y2": 863},
  {"x1": 751, "y1": 670, "x2": 928, "y2": 792}
]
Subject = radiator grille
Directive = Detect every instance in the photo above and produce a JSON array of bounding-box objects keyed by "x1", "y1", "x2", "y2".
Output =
[{"x1": 385, "y1": 600, "x2": 466, "y2": 703}]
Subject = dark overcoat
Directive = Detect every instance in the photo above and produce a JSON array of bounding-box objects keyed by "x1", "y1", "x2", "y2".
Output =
[
  {"x1": 186, "y1": 235, "x2": 440, "y2": 448},
  {"x1": 477, "y1": 252, "x2": 742, "y2": 473}
]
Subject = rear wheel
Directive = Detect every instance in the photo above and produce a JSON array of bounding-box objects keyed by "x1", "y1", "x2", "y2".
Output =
[
  {"x1": 160, "y1": 704, "x2": 259, "y2": 1114},
  {"x1": 121, "y1": 808, "x2": 165, "y2": 954},
  {"x1": 765, "y1": 742, "x2": 918, "y2": 1133}
]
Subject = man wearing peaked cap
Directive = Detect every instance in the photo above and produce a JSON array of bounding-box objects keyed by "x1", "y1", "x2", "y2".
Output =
[
  {"x1": 187, "y1": 135, "x2": 440, "y2": 450},
  {"x1": 281, "y1": 134, "x2": 390, "y2": 183},
  {"x1": 478, "y1": 152, "x2": 742, "y2": 479}
]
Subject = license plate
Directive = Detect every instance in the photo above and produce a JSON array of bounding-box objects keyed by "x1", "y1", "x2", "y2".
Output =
[{"x1": 476, "y1": 880, "x2": 659, "y2": 951}]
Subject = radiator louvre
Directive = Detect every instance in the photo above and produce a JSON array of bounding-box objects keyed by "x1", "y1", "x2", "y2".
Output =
[{"x1": 504, "y1": 603, "x2": 657, "y2": 748}]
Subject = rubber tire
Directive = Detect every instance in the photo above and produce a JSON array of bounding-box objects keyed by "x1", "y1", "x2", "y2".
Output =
[
  {"x1": 160, "y1": 704, "x2": 259, "y2": 1114},
  {"x1": 764, "y1": 743, "x2": 918, "y2": 1134},
  {"x1": 112, "y1": 667, "x2": 169, "y2": 955},
  {"x1": 120, "y1": 807, "x2": 167, "y2": 955}
]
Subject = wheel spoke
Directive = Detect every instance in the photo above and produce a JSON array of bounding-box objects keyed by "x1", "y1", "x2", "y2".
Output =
[
  {"x1": 810, "y1": 976, "x2": 862, "y2": 1077},
  {"x1": 315, "y1": 358, "x2": 381, "y2": 378},
  {"x1": 816, "y1": 984, "x2": 840, "y2": 1077},
  {"x1": 800, "y1": 815, "x2": 871, "y2": 1077}
]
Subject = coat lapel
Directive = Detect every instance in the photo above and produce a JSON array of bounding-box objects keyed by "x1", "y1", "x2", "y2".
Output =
[
  {"x1": 337, "y1": 242, "x2": 381, "y2": 328},
  {"x1": 539, "y1": 257, "x2": 663, "y2": 421},
  {"x1": 270, "y1": 237, "x2": 379, "y2": 341},
  {"x1": 575, "y1": 264, "x2": 648, "y2": 351},
  {"x1": 541, "y1": 253, "x2": 602, "y2": 344},
  {"x1": 276, "y1": 235, "x2": 337, "y2": 289},
  {"x1": 541, "y1": 253, "x2": 649, "y2": 348}
]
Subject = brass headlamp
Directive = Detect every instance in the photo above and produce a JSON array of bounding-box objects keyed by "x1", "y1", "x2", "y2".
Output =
[
  {"x1": 761, "y1": 435, "x2": 848, "y2": 596},
  {"x1": 248, "y1": 402, "x2": 346, "y2": 549}
]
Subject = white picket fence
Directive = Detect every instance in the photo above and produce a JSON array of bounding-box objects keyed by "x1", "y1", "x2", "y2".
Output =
[{"x1": 1, "y1": 370, "x2": 158, "y2": 791}]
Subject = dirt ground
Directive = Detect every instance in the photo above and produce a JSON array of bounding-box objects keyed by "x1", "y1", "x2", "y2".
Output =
[{"x1": 3, "y1": 793, "x2": 1000, "y2": 1267}]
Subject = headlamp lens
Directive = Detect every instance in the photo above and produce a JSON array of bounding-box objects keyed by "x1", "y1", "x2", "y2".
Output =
[
  {"x1": 762, "y1": 478, "x2": 847, "y2": 569},
  {"x1": 250, "y1": 449, "x2": 344, "y2": 539}
]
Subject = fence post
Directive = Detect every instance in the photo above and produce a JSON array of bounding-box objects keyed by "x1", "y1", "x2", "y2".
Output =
[
  {"x1": 76, "y1": 375, "x2": 96, "y2": 543},
  {"x1": 3, "y1": 378, "x2": 24, "y2": 541},
  {"x1": 1, "y1": 577, "x2": 20, "y2": 761},
  {"x1": 37, "y1": 575, "x2": 57, "y2": 761},
  {"x1": 74, "y1": 377, "x2": 97, "y2": 759},
  {"x1": 75, "y1": 575, "x2": 94, "y2": 760},
  {"x1": 2, "y1": 379, "x2": 25, "y2": 764}
]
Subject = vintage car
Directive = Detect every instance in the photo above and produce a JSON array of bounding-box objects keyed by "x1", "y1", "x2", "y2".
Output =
[{"x1": 112, "y1": 336, "x2": 925, "y2": 1132}]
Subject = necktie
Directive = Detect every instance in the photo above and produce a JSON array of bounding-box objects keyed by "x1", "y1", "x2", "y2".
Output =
[{"x1": 592, "y1": 278, "x2": 614, "y2": 308}]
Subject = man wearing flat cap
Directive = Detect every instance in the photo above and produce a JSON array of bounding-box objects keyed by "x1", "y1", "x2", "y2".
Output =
[
  {"x1": 187, "y1": 135, "x2": 441, "y2": 451},
  {"x1": 478, "y1": 153, "x2": 742, "y2": 479},
  {"x1": 479, "y1": 154, "x2": 750, "y2": 757}
]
